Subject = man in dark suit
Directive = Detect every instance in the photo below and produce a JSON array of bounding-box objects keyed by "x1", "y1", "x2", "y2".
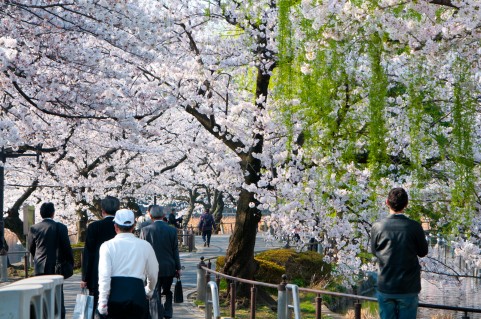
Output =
[
  {"x1": 28, "y1": 202, "x2": 74, "y2": 319},
  {"x1": 140, "y1": 205, "x2": 181, "y2": 319},
  {"x1": 81, "y1": 196, "x2": 120, "y2": 312}
]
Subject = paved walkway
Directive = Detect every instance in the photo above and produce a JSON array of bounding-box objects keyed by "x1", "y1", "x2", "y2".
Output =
[
  {"x1": 64, "y1": 275, "x2": 205, "y2": 319},
  {"x1": 64, "y1": 233, "x2": 284, "y2": 318}
]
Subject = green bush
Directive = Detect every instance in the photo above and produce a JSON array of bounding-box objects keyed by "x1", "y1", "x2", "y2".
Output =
[
  {"x1": 285, "y1": 251, "x2": 331, "y2": 286},
  {"x1": 72, "y1": 243, "x2": 84, "y2": 269},
  {"x1": 255, "y1": 248, "x2": 297, "y2": 266},
  {"x1": 216, "y1": 249, "x2": 332, "y2": 288},
  {"x1": 254, "y1": 259, "x2": 285, "y2": 284}
]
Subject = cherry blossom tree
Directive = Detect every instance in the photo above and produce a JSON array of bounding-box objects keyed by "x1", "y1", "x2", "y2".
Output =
[{"x1": 2, "y1": 0, "x2": 481, "y2": 287}]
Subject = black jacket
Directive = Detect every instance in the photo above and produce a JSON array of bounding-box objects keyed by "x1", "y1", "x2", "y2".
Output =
[
  {"x1": 28, "y1": 219, "x2": 74, "y2": 275},
  {"x1": 371, "y1": 214, "x2": 429, "y2": 294},
  {"x1": 82, "y1": 216, "x2": 116, "y2": 290}
]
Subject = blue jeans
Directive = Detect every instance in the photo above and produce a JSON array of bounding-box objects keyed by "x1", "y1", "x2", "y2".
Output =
[{"x1": 377, "y1": 291, "x2": 419, "y2": 319}]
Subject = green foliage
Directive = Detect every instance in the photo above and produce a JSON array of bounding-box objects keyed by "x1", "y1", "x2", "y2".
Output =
[
  {"x1": 450, "y1": 58, "x2": 476, "y2": 229},
  {"x1": 255, "y1": 248, "x2": 297, "y2": 266},
  {"x1": 367, "y1": 33, "x2": 388, "y2": 178},
  {"x1": 72, "y1": 243, "x2": 84, "y2": 269},
  {"x1": 254, "y1": 258, "x2": 286, "y2": 284},
  {"x1": 218, "y1": 249, "x2": 331, "y2": 287}
]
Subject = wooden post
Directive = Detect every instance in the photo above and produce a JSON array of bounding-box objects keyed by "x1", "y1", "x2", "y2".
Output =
[
  {"x1": 315, "y1": 294, "x2": 322, "y2": 319},
  {"x1": 230, "y1": 281, "x2": 236, "y2": 318},
  {"x1": 250, "y1": 285, "x2": 257, "y2": 319}
]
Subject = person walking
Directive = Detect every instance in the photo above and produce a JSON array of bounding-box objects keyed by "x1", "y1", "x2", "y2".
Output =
[
  {"x1": 28, "y1": 202, "x2": 74, "y2": 319},
  {"x1": 97, "y1": 209, "x2": 158, "y2": 319},
  {"x1": 198, "y1": 208, "x2": 216, "y2": 247},
  {"x1": 140, "y1": 205, "x2": 181, "y2": 319},
  {"x1": 81, "y1": 196, "x2": 120, "y2": 312},
  {"x1": 371, "y1": 188, "x2": 429, "y2": 319}
]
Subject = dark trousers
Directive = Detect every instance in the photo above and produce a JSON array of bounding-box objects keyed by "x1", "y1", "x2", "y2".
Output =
[
  {"x1": 202, "y1": 230, "x2": 212, "y2": 245},
  {"x1": 108, "y1": 277, "x2": 148, "y2": 319},
  {"x1": 158, "y1": 276, "x2": 174, "y2": 318}
]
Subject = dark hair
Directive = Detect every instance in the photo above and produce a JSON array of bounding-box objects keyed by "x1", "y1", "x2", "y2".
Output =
[
  {"x1": 101, "y1": 196, "x2": 120, "y2": 215},
  {"x1": 40, "y1": 202, "x2": 55, "y2": 218},
  {"x1": 116, "y1": 224, "x2": 135, "y2": 232},
  {"x1": 387, "y1": 188, "x2": 408, "y2": 212}
]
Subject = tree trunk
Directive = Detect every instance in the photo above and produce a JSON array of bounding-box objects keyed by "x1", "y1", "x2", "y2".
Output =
[
  {"x1": 4, "y1": 180, "x2": 39, "y2": 246},
  {"x1": 182, "y1": 189, "x2": 197, "y2": 230},
  {"x1": 222, "y1": 64, "x2": 270, "y2": 293},
  {"x1": 213, "y1": 191, "x2": 224, "y2": 234},
  {"x1": 76, "y1": 209, "x2": 88, "y2": 243}
]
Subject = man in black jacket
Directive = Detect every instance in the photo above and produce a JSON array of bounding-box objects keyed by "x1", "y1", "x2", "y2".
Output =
[
  {"x1": 81, "y1": 196, "x2": 120, "y2": 312},
  {"x1": 28, "y1": 202, "x2": 74, "y2": 319},
  {"x1": 371, "y1": 188, "x2": 429, "y2": 319}
]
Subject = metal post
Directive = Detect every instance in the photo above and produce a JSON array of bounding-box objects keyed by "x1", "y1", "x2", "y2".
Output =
[
  {"x1": 315, "y1": 294, "x2": 322, "y2": 319},
  {"x1": 24, "y1": 254, "x2": 29, "y2": 278},
  {"x1": 197, "y1": 257, "x2": 207, "y2": 301},
  {"x1": 250, "y1": 284, "x2": 257, "y2": 319},
  {"x1": 0, "y1": 161, "x2": 7, "y2": 282},
  {"x1": 461, "y1": 312, "x2": 469, "y2": 319},
  {"x1": 354, "y1": 302, "x2": 361, "y2": 319},
  {"x1": 215, "y1": 275, "x2": 220, "y2": 290},
  {"x1": 277, "y1": 275, "x2": 288, "y2": 319},
  {"x1": 230, "y1": 281, "x2": 236, "y2": 318}
]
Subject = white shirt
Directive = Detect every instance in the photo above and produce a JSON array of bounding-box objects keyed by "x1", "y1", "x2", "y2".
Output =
[{"x1": 97, "y1": 232, "x2": 158, "y2": 314}]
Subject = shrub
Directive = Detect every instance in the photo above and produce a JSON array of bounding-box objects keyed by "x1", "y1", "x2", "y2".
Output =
[
  {"x1": 285, "y1": 251, "x2": 331, "y2": 286},
  {"x1": 216, "y1": 249, "x2": 332, "y2": 288},
  {"x1": 72, "y1": 243, "x2": 84, "y2": 269},
  {"x1": 254, "y1": 259, "x2": 285, "y2": 284},
  {"x1": 255, "y1": 248, "x2": 297, "y2": 267}
]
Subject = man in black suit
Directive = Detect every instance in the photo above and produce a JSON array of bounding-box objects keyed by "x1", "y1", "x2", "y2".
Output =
[
  {"x1": 140, "y1": 205, "x2": 181, "y2": 319},
  {"x1": 28, "y1": 202, "x2": 74, "y2": 319},
  {"x1": 81, "y1": 196, "x2": 120, "y2": 312}
]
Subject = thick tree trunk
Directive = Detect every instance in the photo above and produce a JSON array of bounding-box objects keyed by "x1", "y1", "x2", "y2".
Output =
[
  {"x1": 4, "y1": 180, "x2": 38, "y2": 246},
  {"x1": 223, "y1": 188, "x2": 261, "y2": 280},
  {"x1": 76, "y1": 209, "x2": 88, "y2": 243}
]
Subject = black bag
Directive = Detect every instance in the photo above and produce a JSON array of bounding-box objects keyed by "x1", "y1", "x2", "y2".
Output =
[
  {"x1": 174, "y1": 278, "x2": 183, "y2": 303},
  {"x1": 149, "y1": 285, "x2": 164, "y2": 319},
  {"x1": 55, "y1": 223, "x2": 73, "y2": 279}
]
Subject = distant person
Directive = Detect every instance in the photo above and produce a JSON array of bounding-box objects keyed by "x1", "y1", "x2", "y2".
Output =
[
  {"x1": 198, "y1": 208, "x2": 216, "y2": 247},
  {"x1": 371, "y1": 188, "x2": 429, "y2": 319},
  {"x1": 168, "y1": 209, "x2": 177, "y2": 227},
  {"x1": 28, "y1": 202, "x2": 74, "y2": 319},
  {"x1": 168, "y1": 209, "x2": 182, "y2": 229},
  {"x1": 97, "y1": 209, "x2": 158, "y2": 319},
  {"x1": 140, "y1": 205, "x2": 181, "y2": 319},
  {"x1": 81, "y1": 196, "x2": 120, "y2": 312},
  {"x1": 135, "y1": 205, "x2": 153, "y2": 236}
]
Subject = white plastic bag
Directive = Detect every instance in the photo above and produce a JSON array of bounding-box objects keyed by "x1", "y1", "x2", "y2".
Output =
[{"x1": 73, "y1": 288, "x2": 94, "y2": 319}]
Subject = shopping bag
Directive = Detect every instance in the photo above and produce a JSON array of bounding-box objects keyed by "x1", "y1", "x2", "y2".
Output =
[
  {"x1": 73, "y1": 289, "x2": 94, "y2": 319},
  {"x1": 149, "y1": 287, "x2": 164, "y2": 319},
  {"x1": 174, "y1": 278, "x2": 183, "y2": 303}
]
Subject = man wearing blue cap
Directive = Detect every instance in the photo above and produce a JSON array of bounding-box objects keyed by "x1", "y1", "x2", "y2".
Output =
[{"x1": 97, "y1": 209, "x2": 158, "y2": 319}]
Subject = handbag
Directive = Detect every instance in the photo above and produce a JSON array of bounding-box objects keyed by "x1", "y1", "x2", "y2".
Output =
[
  {"x1": 174, "y1": 277, "x2": 183, "y2": 303},
  {"x1": 73, "y1": 288, "x2": 94, "y2": 319},
  {"x1": 55, "y1": 222, "x2": 74, "y2": 279},
  {"x1": 149, "y1": 284, "x2": 164, "y2": 319}
]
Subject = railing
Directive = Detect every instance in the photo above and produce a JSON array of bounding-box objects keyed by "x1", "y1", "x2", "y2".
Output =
[{"x1": 196, "y1": 256, "x2": 481, "y2": 319}]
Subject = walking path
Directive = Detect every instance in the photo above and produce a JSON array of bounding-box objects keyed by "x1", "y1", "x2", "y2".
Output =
[{"x1": 64, "y1": 233, "x2": 284, "y2": 318}]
